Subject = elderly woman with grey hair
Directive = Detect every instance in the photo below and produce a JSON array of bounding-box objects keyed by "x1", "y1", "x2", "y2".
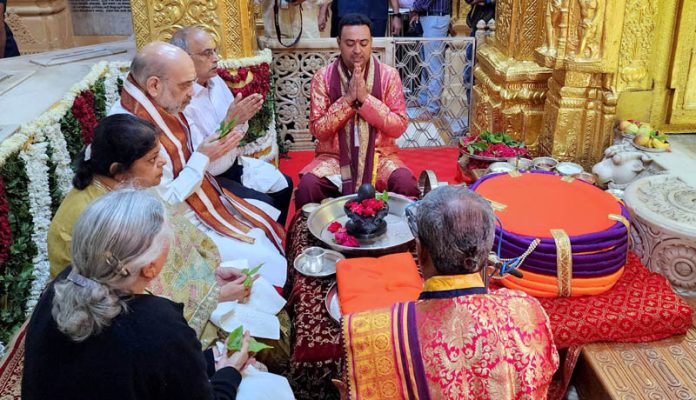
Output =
[
  {"x1": 22, "y1": 190, "x2": 251, "y2": 400},
  {"x1": 341, "y1": 186, "x2": 559, "y2": 400}
]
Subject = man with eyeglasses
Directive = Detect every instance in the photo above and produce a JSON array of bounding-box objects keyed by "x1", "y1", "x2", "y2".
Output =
[
  {"x1": 109, "y1": 41, "x2": 288, "y2": 287},
  {"x1": 341, "y1": 185, "x2": 559, "y2": 399},
  {"x1": 171, "y1": 27, "x2": 294, "y2": 225},
  {"x1": 295, "y1": 13, "x2": 420, "y2": 209}
]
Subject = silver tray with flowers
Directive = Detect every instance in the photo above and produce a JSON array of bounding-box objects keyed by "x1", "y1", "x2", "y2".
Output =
[{"x1": 306, "y1": 190, "x2": 415, "y2": 257}]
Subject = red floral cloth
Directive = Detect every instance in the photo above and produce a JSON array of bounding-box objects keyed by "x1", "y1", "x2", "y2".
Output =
[
  {"x1": 0, "y1": 322, "x2": 27, "y2": 400},
  {"x1": 534, "y1": 252, "x2": 692, "y2": 348}
]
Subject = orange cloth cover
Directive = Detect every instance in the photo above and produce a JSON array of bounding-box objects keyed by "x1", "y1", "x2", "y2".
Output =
[
  {"x1": 475, "y1": 173, "x2": 622, "y2": 237},
  {"x1": 336, "y1": 252, "x2": 423, "y2": 314}
]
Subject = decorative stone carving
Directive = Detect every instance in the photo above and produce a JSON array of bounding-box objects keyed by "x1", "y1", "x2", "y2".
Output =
[
  {"x1": 624, "y1": 175, "x2": 696, "y2": 294},
  {"x1": 5, "y1": 0, "x2": 75, "y2": 54},
  {"x1": 591, "y1": 143, "x2": 663, "y2": 192}
]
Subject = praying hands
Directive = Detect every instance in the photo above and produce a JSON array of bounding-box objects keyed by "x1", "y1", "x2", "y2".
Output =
[
  {"x1": 345, "y1": 65, "x2": 369, "y2": 107},
  {"x1": 224, "y1": 92, "x2": 264, "y2": 126}
]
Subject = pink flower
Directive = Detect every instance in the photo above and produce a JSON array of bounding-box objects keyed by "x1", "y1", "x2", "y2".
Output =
[
  {"x1": 327, "y1": 221, "x2": 342, "y2": 233},
  {"x1": 362, "y1": 198, "x2": 384, "y2": 211},
  {"x1": 334, "y1": 228, "x2": 359, "y2": 247}
]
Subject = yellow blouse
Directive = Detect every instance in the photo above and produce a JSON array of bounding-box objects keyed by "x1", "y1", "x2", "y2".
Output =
[{"x1": 47, "y1": 181, "x2": 109, "y2": 277}]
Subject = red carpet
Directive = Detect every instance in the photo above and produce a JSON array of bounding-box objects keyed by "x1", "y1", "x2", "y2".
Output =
[{"x1": 279, "y1": 147, "x2": 460, "y2": 225}]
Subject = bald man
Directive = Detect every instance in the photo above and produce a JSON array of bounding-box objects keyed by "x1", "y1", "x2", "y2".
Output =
[
  {"x1": 109, "y1": 41, "x2": 288, "y2": 288},
  {"x1": 171, "y1": 27, "x2": 293, "y2": 225}
]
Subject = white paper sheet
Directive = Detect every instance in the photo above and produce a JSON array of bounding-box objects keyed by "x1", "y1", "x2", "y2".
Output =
[
  {"x1": 211, "y1": 302, "x2": 280, "y2": 340},
  {"x1": 212, "y1": 261, "x2": 287, "y2": 340},
  {"x1": 237, "y1": 365, "x2": 295, "y2": 400}
]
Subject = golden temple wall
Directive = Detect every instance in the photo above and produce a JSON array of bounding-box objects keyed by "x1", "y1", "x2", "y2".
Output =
[
  {"x1": 471, "y1": 0, "x2": 552, "y2": 153},
  {"x1": 130, "y1": 0, "x2": 257, "y2": 58},
  {"x1": 473, "y1": 0, "x2": 696, "y2": 167}
]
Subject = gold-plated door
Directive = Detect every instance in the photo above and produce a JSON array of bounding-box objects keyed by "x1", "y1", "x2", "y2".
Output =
[{"x1": 668, "y1": 0, "x2": 696, "y2": 125}]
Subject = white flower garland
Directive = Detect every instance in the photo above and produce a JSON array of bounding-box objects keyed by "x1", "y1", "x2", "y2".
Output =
[
  {"x1": 19, "y1": 142, "x2": 52, "y2": 315},
  {"x1": 104, "y1": 61, "x2": 130, "y2": 111},
  {"x1": 0, "y1": 341, "x2": 5, "y2": 360},
  {"x1": 218, "y1": 49, "x2": 273, "y2": 69},
  {"x1": 236, "y1": 113, "x2": 278, "y2": 162},
  {"x1": 43, "y1": 122, "x2": 74, "y2": 196}
]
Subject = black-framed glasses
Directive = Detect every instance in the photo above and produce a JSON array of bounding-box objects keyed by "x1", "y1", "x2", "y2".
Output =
[{"x1": 405, "y1": 200, "x2": 421, "y2": 238}]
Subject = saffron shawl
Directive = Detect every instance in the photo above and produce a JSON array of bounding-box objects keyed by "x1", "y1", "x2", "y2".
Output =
[
  {"x1": 120, "y1": 75, "x2": 284, "y2": 252},
  {"x1": 343, "y1": 276, "x2": 559, "y2": 400}
]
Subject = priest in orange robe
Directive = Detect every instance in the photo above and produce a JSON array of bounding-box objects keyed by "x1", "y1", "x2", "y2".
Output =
[{"x1": 295, "y1": 13, "x2": 420, "y2": 208}]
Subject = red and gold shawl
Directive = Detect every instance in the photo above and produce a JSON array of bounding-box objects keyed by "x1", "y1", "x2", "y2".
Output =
[
  {"x1": 343, "y1": 275, "x2": 559, "y2": 399},
  {"x1": 120, "y1": 75, "x2": 285, "y2": 252},
  {"x1": 303, "y1": 58, "x2": 410, "y2": 192}
]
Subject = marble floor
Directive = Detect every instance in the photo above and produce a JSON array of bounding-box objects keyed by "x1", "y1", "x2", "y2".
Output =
[{"x1": 670, "y1": 133, "x2": 696, "y2": 157}]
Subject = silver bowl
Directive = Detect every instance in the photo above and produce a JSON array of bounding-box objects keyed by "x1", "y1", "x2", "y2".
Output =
[
  {"x1": 532, "y1": 157, "x2": 559, "y2": 171},
  {"x1": 306, "y1": 193, "x2": 415, "y2": 256},
  {"x1": 556, "y1": 162, "x2": 584, "y2": 176},
  {"x1": 486, "y1": 162, "x2": 515, "y2": 175},
  {"x1": 506, "y1": 157, "x2": 533, "y2": 170}
]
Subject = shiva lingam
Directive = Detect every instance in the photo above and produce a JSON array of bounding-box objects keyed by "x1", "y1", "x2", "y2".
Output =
[{"x1": 343, "y1": 183, "x2": 390, "y2": 240}]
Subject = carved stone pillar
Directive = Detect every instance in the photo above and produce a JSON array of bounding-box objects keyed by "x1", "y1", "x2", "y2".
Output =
[
  {"x1": 129, "y1": 0, "x2": 258, "y2": 58},
  {"x1": 5, "y1": 0, "x2": 75, "y2": 53},
  {"x1": 470, "y1": 0, "x2": 552, "y2": 153},
  {"x1": 624, "y1": 176, "x2": 696, "y2": 294},
  {"x1": 535, "y1": 0, "x2": 624, "y2": 167}
]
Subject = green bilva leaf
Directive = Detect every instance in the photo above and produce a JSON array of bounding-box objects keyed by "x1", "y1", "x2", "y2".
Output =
[
  {"x1": 243, "y1": 263, "x2": 263, "y2": 287},
  {"x1": 378, "y1": 190, "x2": 389, "y2": 201},
  {"x1": 227, "y1": 326, "x2": 244, "y2": 350},
  {"x1": 217, "y1": 117, "x2": 238, "y2": 139},
  {"x1": 226, "y1": 326, "x2": 274, "y2": 353},
  {"x1": 489, "y1": 134, "x2": 503, "y2": 144}
]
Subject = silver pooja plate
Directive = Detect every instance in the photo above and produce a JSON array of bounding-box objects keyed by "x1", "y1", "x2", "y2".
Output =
[
  {"x1": 307, "y1": 194, "x2": 416, "y2": 256},
  {"x1": 325, "y1": 283, "x2": 342, "y2": 323},
  {"x1": 293, "y1": 248, "x2": 345, "y2": 277}
]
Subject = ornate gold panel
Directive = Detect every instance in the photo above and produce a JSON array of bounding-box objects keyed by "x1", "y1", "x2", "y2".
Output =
[
  {"x1": 130, "y1": 0, "x2": 257, "y2": 58},
  {"x1": 668, "y1": 0, "x2": 696, "y2": 125}
]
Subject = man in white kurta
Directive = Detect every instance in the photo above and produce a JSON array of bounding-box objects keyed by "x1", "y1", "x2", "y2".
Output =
[
  {"x1": 171, "y1": 27, "x2": 294, "y2": 225},
  {"x1": 109, "y1": 42, "x2": 287, "y2": 287}
]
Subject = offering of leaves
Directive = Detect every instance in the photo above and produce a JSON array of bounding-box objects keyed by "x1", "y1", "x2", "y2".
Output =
[
  {"x1": 217, "y1": 117, "x2": 237, "y2": 139},
  {"x1": 226, "y1": 325, "x2": 273, "y2": 353},
  {"x1": 460, "y1": 131, "x2": 526, "y2": 158},
  {"x1": 240, "y1": 263, "x2": 262, "y2": 287}
]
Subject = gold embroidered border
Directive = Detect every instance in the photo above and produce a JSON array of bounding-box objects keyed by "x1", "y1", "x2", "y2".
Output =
[
  {"x1": 484, "y1": 198, "x2": 507, "y2": 212},
  {"x1": 561, "y1": 175, "x2": 576, "y2": 183},
  {"x1": 508, "y1": 170, "x2": 522, "y2": 178},
  {"x1": 551, "y1": 229, "x2": 572, "y2": 297},
  {"x1": 609, "y1": 213, "x2": 631, "y2": 262}
]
